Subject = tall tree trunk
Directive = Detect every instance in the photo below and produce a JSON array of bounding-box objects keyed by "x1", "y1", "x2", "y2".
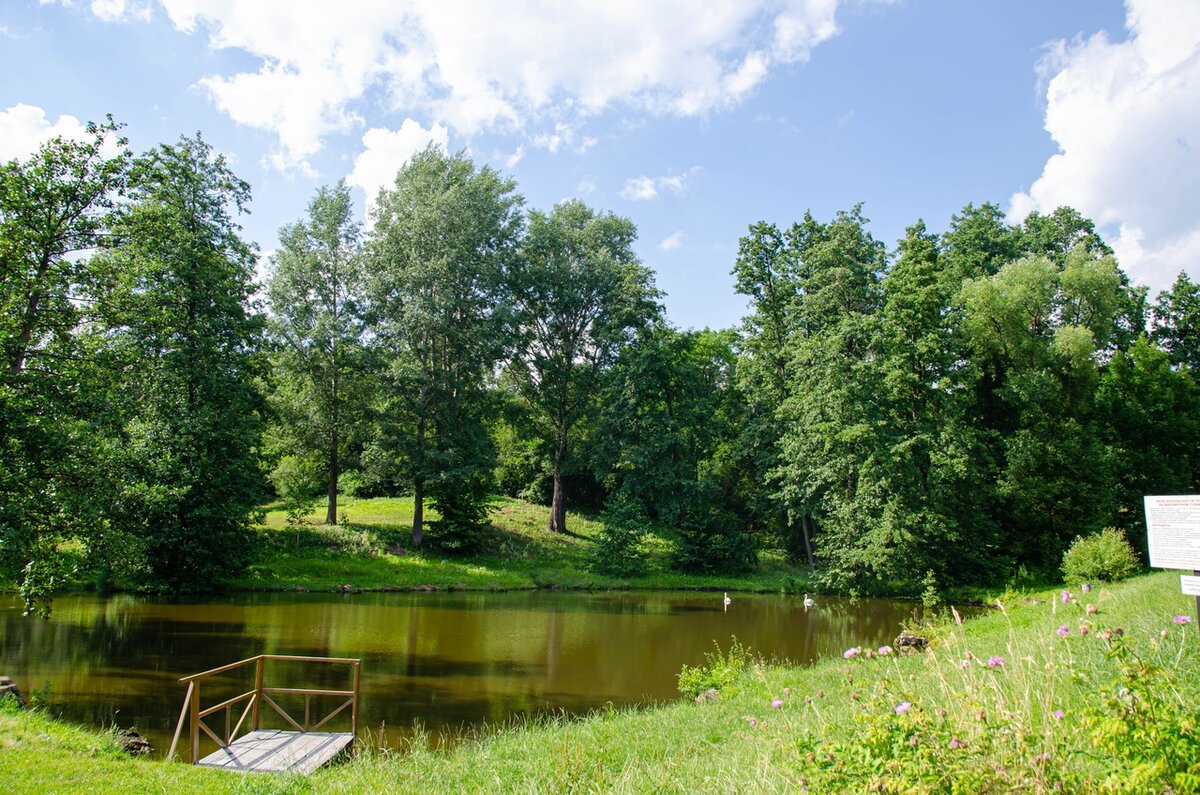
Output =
[
  {"x1": 801, "y1": 514, "x2": 816, "y2": 574},
  {"x1": 412, "y1": 478, "x2": 425, "y2": 548},
  {"x1": 412, "y1": 403, "x2": 426, "y2": 548},
  {"x1": 548, "y1": 433, "x2": 568, "y2": 533},
  {"x1": 326, "y1": 426, "x2": 339, "y2": 525},
  {"x1": 548, "y1": 472, "x2": 567, "y2": 533}
]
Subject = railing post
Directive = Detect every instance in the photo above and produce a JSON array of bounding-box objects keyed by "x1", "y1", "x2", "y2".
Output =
[
  {"x1": 253, "y1": 656, "x2": 265, "y2": 731},
  {"x1": 189, "y1": 681, "x2": 201, "y2": 764},
  {"x1": 351, "y1": 660, "x2": 360, "y2": 739}
]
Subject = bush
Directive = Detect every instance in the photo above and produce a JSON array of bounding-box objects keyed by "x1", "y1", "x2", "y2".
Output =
[
  {"x1": 1061, "y1": 527, "x2": 1141, "y2": 585},
  {"x1": 677, "y1": 637, "x2": 753, "y2": 700},
  {"x1": 590, "y1": 492, "x2": 649, "y2": 577}
]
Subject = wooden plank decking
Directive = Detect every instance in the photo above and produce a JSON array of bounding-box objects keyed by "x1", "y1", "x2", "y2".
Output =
[
  {"x1": 197, "y1": 729, "x2": 354, "y2": 774},
  {"x1": 168, "y1": 654, "x2": 361, "y2": 775}
]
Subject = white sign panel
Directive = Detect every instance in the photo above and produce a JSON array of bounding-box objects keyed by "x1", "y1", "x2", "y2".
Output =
[
  {"x1": 1144, "y1": 495, "x2": 1200, "y2": 570},
  {"x1": 1183, "y1": 575, "x2": 1200, "y2": 596}
]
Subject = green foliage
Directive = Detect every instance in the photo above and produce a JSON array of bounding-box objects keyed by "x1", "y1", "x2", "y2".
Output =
[
  {"x1": 589, "y1": 491, "x2": 649, "y2": 577},
  {"x1": 671, "y1": 495, "x2": 758, "y2": 575},
  {"x1": 367, "y1": 147, "x2": 521, "y2": 548},
  {"x1": 266, "y1": 180, "x2": 371, "y2": 526},
  {"x1": 676, "y1": 637, "x2": 753, "y2": 700},
  {"x1": 1061, "y1": 527, "x2": 1141, "y2": 584},
  {"x1": 509, "y1": 199, "x2": 661, "y2": 533},
  {"x1": 0, "y1": 118, "x2": 131, "y2": 599},
  {"x1": 1080, "y1": 634, "x2": 1200, "y2": 793},
  {"x1": 96, "y1": 134, "x2": 266, "y2": 591}
]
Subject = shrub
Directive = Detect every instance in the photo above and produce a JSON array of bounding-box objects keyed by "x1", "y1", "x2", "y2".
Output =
[
  {"x1": 677, "y1": 637, "x2": 753, "y2": 700},
  {"x1": 590, "y1": 492, "x2": 649, "y2": 577},
  {"x1": 1061, "y1": 527, "x2": 1141, "y2": 585}
]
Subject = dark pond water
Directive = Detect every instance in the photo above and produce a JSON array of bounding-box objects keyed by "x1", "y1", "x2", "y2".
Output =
[{"x1": 0, "y1": 590, "x2": 927, "y2": 756}]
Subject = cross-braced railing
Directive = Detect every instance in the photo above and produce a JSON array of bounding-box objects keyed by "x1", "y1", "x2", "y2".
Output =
[{"x1": 166, "y1": 654, "x2": 361, "y2": 764}]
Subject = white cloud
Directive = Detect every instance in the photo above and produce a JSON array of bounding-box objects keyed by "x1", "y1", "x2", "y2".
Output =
[
  {"x1": 577, "y1": 179, "x2": 597, "y2": 195},
  {"x1": 619, "y1": 166, "x2": 700, "y2": 201},
  {"x1": 1010, "y1": 0, "x2": 1200, "y2": 294},
  {"x1": 658, "y1": 231, "x2": 684, "y2": 251},
  {"x1": 504, "y1": 144, "x2": 525, "y2": 170},
  {"x1": 346, "y1": 118, "x2": 449, "y2": 218},
  {"x1": 81, "y1": 0, "x2": 848, "y2": 171},
  {"x1": 0, "y1": 103, "x2": 89, "y2": 162},
  {"x1": 91, "y1": 0, "x2": 152, "y2": 21}
]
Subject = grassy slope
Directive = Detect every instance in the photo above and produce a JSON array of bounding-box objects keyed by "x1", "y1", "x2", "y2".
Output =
[
  {"x1": 4, "y1": 571, "x2": 1197, "y2": 793},
  {"x1": 234, "y1": 495, "x2": 804, "y2": 593}
]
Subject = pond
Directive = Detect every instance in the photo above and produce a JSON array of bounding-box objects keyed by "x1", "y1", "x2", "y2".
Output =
[{"x1": 0, "y1": 590, "x2": 927, "y2": 755}]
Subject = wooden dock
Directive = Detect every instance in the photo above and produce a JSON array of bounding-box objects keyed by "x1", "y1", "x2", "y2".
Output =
[
  {"x1": 197, "y1": 729, "x2": 354, "y2": 774},
  {"x1": 167, "y1": 654, "x2": 361, "y2": 774}
]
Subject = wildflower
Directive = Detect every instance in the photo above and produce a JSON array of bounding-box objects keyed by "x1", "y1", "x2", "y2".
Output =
[
  {"x1": 1079, "y1": 625, "x2": 1089, "y2": 636},
  {"x1": 1056, "y1": 625, "x2": 1070, "y2": 638},
  {"x1": 771, "y1": 698, "x2": 784, "y2": 709},
  {"x1": 1038, "y1": 752, "x2": 1051, "y2": 763},
  {"x1": 1114, "y1": 627, "x2": 1124, "y2": 636},
  {"x1": 747, "y1": 716, "x2": 757, "y2": 728},
  {"x1": 878, "y1": 645, "x2": 893, "y2": 656},
  {"x1": 987, "y1": 656, "x2": 1005, "y2": 669},
  {"x1": 1085, "y1": 603, "x2": 1097, "y2": 615},
  {"x1": 865, "y1": 648, "x2": 875, "y2": 659},
  {"x1": 960, "y1": 660, "x2": 970, "y2": 670},
  {"x1": 894, "y1": 701, "x2": 912, "y2": 715},
  {"x1": 817, "y1": 690, "x2": 825, "y2": 698},
  {"x1": 805, "y1": 695, "x2": 812, "y2": 704},
  {"x1": 1162, "y1": 629, "x2": 1170, "y2": 639},
  {"x1": 783, "y1": 687, "x2": 790, "y2": 697},
  {"x1": 1053, "y1": 709, "x2": 1064, "y2": 720},
  {"x1": 909, "y1": 735, "x2": 919, "y2": 747},
  {"x1": 843, "y1": 646, "x2": 861, "y2": 660},
  {"x1": 1099, "y1": 629, "x2": 1113, "y2": 641},
  {"x1": 1174, "y1": 615, "x2": 1193, "y2": 625},
  {"x1": 851, "y1": 692, "x2": 860, "y2": 701},
  {"x1": 949, "y1": 738, "x2": 965, "y2": 749},
  {"x1": 1061, "y1": 590, "x2": 1071, "y2": 604},
  {"x1": 1081, "y1": 582, "x2": 1092, "y2": 593}
]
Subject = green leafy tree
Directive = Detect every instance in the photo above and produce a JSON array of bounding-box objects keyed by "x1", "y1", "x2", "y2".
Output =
[
  {"x1": 773, "y1": 207, "x2": 890, "y2": 590},
  {"x1": 1152, "y1": 271, "x2": 1200, "y2": 373},
  {"x1": 0, "y1": 119, "x2": 131, "y2": 609},
  {"x1": 509, "y1": 200, "x2": 659, "y2": 534},
  {"x1": 874, "y1": 221, "x2": 999, "y2": 587},
  {"x1": 266, "y1": 181, "x2": 370, "y2": 524},
  {"x1": 1096, "y1": 336, "x2": 1200, "y2": 556},
  {"x1": 366, "y1": 147, "x2": 522, "y2": 549},
  {"x1": 96, "y1": 134, "x2": 266, "y2": 591},
  {"x1": 592, "y1": 325, "x2": 752, "y2": 572},
  {"x1": 730, "y1": 221, "x2": 810, "y2": 566}
]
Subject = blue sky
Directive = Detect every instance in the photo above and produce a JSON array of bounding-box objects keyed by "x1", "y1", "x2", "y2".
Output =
[{"x1": 3, "y1": 0, "x2": 1197, "y2": 331}]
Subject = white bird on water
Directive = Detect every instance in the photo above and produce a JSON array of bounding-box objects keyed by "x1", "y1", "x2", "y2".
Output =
[
  {"x1": 804, "y1": 593, "x2": 815, "y2": 610},
  {"x1": 723, "y1": 592, "x2": 732, "y2": 611}
]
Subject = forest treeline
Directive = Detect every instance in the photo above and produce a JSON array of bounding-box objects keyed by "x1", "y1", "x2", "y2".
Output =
[{"x1": 4, "y1": 121, "x2": 1200, "y2": 608}]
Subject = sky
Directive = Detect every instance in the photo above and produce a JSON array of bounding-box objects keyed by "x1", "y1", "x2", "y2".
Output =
[{"x1": 2, "y1": 0, "x2": 1197, "y2": 331}]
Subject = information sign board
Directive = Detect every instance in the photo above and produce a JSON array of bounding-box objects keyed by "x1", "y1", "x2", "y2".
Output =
[{"x1": 1144, "y1": 495, "x2": 1200, "y2": 570}]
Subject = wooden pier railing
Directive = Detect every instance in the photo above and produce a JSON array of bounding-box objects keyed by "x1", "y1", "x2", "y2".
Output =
[{"x1": 166, "y1": 654, "x2": 361, "y2": 765}]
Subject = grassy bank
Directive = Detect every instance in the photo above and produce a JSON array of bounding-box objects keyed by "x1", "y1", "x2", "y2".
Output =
[
  {"x1": 235, "y1": 495, "x2": 806, "y2": 594},
  {"x1": 3, "y1": 570, "x2": 1197, "y2": 793}
]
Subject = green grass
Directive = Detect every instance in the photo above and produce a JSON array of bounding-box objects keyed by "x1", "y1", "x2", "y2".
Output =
[
  {"x1": 5, "y1": 570, "x2": 1197, "y2": 792},
  {"x1": 236, "y1": 495, "x2": 807, "y2": 594}
]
